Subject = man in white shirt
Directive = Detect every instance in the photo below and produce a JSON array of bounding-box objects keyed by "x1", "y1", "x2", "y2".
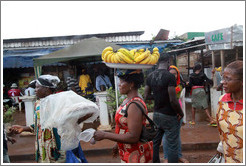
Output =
[
  {"x1": 95, "y1": 69, "x2": 112, "y2": 91},
  {"x1": 24, "y1": 80, "x2": 36, "y2": 96}
]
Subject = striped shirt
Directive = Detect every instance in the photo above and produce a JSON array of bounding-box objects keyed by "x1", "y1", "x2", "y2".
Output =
[{"x1": 66, "y1": 76, "x2": 82, "y2": 95}]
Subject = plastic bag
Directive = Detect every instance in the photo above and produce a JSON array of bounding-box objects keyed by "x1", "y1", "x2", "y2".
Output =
[
  {"x1": 39, "y1": 91, "x2": 99, "y2": 151},
  {"x1": 78, "y1": 128, "x2": 95, "y2": 142},
  {"x1": 208, "y1": 153, "x2": 225, "y2": 163}
]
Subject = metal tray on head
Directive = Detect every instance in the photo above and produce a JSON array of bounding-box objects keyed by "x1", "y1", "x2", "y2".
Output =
[{"x1": 104, "y1": 62, "x2": 155, "y2": 69}]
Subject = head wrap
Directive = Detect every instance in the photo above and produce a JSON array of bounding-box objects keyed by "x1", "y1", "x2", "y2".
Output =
[
  {"x1": 169, "y1": 65, "x2": 181, "y2": 95},
  {"x1": 29, "y1": 80, "x2": 36, "y2": 88},
  {"x1": 116, "y1": 69, "x2": 142, "y2": 77},
  {"x1": 36, "y1": 75, "x2": 60, "y2": 89}
]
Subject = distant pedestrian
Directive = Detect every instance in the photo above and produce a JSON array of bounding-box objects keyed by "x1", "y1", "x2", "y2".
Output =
[
  {"x1": 144, "y1": 54, "x2": 183, "y2": 163},
  {"x1": 187, "y1": 63, "x2": 215, "y2": 125},
  {"x1": 8, "y1": 83, "x2": 23, "y2": 97},
  {"x1": 79, "y1": 68, "x2": 94, "y2": 95},
  {"x1": 24, "y1": 80, "x2": 36, "y2": 96},
  {"x1": 66, "y1": 67, "x2": 82, "y2": 95},
  {"x1": 94, "y1": 69, "x2": 153, "y2": 163},
  {"x1": 216, "y1": 60, "x2": 243, "y2": 163}
]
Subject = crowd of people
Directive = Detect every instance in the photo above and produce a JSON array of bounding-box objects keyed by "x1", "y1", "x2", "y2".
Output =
[{"x1": 2, "y1": 55, "x2": 243, "y2": 163}]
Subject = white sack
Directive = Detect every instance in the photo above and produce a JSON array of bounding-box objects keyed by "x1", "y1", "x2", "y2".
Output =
[{"x1": 39, "y1": 90, "x2": 99, "y2": 151}]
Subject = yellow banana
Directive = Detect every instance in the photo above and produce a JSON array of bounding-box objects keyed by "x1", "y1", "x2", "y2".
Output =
[
  {"x1": 135, "y1": 49, "x2": 150, "y2": 63},
  {"x1": 130, "y1": 49, "x2": 137, "y2": 57},
  {"x1": 149, "y1": 55, "x2": 158, "y2": 65},
  {"x1": 106, "y1": 52, "x2": 114, "y2": 63},
  {"x1": 110, "y1": 53, "x2": 115, "y2": 63},
  {"x1": 147, "y1": 56, "x2": 154, "y2": 65},
  {"x1": 102, "y1": 46, "x2": 113, "y2": 58},
  {"x1": 139, "y1": 55, "x2": 152, "y2": 64},
  {"x1": 103, "y1": 50, "x2": 113, "y2": 62},
  {"x1": 113, "y1": 53, "x2": 119, "y2": 63},
  {"x1": 152, "y1": 52, "x2": 159, "y2": 59},
  {"x1": 117, "y1": 52, "x2": 134, "y2": 64},
  {"x1": 153, "y1": 51, "x2": 160, "y2": 58},
  {"x1": 118, "y1": 48, "x2": 134, "y2": 60},
  {"x1": 134, "y1": 52, "x2": 141, "y2": 59},
  {"x1": 115, "y1": 52, "x2": 126, "y2": 63},
  {"x1": 153, "y1": 47, "x2": 159, "y2": 52},
  {"x1": 138, "y1": 48, "x2": 145, "y2": 53}
]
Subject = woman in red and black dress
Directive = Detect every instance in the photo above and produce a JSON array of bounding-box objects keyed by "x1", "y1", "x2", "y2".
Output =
[{"x1": 94, "y1": 69, "x2": 153, "y2": 163}]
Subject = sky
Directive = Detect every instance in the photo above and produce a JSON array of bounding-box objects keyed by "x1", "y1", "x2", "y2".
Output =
[{"x1": 1, "y1": 1, "x2": 245, "y2": 40}]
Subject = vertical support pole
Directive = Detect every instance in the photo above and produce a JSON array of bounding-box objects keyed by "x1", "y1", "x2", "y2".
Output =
[
  {"x1": 174, "y1": 54, "x2": 177, "y2": 66},
  {"x1": 114, "y1": 68, "x2": 119, "y2": 110},
  {"x1": 187, "y1": 50, "x2": 190, "y2": 76},
  {"x1": 201, "y1": 48, "x2": 204, "y2": 73},
  {"x1": 220, "y1": 50, "x2": 225, "y2": 72},
  {"x1": 211, "y1": 51, "x2": 216, "y2": 87},
  {"x1": 235, "y1": 47, "x2": 239, "y2": 60}
]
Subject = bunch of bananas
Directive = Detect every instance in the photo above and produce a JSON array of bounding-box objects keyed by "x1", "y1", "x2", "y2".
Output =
[{"x1": 101, "y1": 47, "x2": 160, "y2": 65}]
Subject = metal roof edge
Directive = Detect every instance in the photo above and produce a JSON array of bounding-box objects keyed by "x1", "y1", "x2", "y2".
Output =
[
  {"x1": 3, "y1": 31, "x2": 145, "y2": 43},
  {"x1": 113, "y1": 40, "x2": 183, "y2": 45}
]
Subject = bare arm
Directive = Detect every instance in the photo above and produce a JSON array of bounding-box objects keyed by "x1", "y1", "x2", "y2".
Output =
[
  {"x1": 168, "y1": 86, "x2": 184, "y2": 119},
  {"x1": 9, "y1": 125, "x2": 32, "y2": 134},
  {"x1": 94, "y1": 103, "x2": 143, "y2": 144},
  {"x1": 77, "y1": 113, "x2": 93, "y2": 124},
  {"x1": 144, "y1": 85, "x2": 154, "y2": 100}
]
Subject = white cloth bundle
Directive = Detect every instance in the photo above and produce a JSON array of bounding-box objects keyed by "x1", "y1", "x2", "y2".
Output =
[{"x1": 39, "y1": 91, "x2": 99, "y2": 151}]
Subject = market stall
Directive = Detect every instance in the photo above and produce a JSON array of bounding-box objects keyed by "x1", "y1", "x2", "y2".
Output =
[
  {"x1": 205, "y1": 24, "x2": 243, "y2": 117},
  {"x1": 33, "y1": 37, "x2": 122, "y2": 77}
]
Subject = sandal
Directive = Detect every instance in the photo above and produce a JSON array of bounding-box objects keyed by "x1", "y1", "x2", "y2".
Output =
[
  {"x1": 179, "y1": 157, "x2": 189, "y2": 163},
  {"x1": 210, "y1": 123, "x2": 217, "y2": 127},
  {"x1": 189, "y1": 121, "x2": 195, "y2": 125}
]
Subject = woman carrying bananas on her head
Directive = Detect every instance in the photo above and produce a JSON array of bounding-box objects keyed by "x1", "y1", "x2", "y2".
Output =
[{"x1": 93, "y1": 69, "x2": 153, "y2": 163}]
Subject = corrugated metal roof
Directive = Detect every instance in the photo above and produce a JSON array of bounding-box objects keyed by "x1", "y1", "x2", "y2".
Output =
[{"x1": 3, "y1": 31, "x2": 145, "y2": 43}]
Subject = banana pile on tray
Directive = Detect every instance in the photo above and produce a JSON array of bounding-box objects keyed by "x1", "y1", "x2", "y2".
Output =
[{"x1": 101, "y1": 47, "x2": 160, "y2": 65}]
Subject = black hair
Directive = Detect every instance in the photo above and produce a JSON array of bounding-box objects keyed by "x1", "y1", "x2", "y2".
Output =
[
  {"x1": 226, "y1": 60, "x2": 243, "y2": 80},
  {"x1": 118, "y1": 73, "x2": 144, "y2": 89},
  {"x1": 29, "y1": 81, "x2": 36, "y2": 89},
  {"x1": 193, "y1": 63, "x2": 202, "y2": 73},
  {"x1": 158, "y1": 52, "x2": 170, "y2": 63}
]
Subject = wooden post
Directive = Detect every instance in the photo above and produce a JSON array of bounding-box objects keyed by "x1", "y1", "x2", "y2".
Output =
[
  {"x1": 201, "y1": 49, "x2": 204, "y2": 73},
  {"x1": 187, "y1": 50, "x2": 190, "y2": 76},
  {"x1": 211, "y1": 51, "x2": 216, "y2": 87},
  {"x1": 173, "y1": 54, "x2": 177, "y2": 66},
  {"x1": 235, "y1": 47, "x2": 239, "y2": 60},
  {"x1": 220, "y1": 50, "x2": 225, "y2": 71},
  {"x1": 212, "y1": 51, "x2": 215, "y2": 69}
]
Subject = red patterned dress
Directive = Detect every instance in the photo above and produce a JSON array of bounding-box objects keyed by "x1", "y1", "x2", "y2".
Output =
[
  {"x1": 216, "y1": 93, "x2": 243, "y2": 163},
  {"x1": 115, "y1": 97, "x2": 153, "y2": 163}
]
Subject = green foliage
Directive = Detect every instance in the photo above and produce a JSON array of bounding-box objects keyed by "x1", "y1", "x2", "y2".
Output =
[
  {"x1": 138, "y1": 86, "x2": 154, "y2": 112},
  {"x1": 105, "y1": 87, "x2": 126, "y2": 114},
  {"x1": 106, "y1": 86, "x2": 154, "y2": 114},
  {"x1": 3, "y1": 105, "x2": 16, "y2": 123}
]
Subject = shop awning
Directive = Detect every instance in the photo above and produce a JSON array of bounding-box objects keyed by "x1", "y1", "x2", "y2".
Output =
[
  {"x1": 33, "y1": 37, "x2": 122, "y2": 66},
  {"x1": 3, "y1": 48, "x2": 64, "y2": 68}
]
